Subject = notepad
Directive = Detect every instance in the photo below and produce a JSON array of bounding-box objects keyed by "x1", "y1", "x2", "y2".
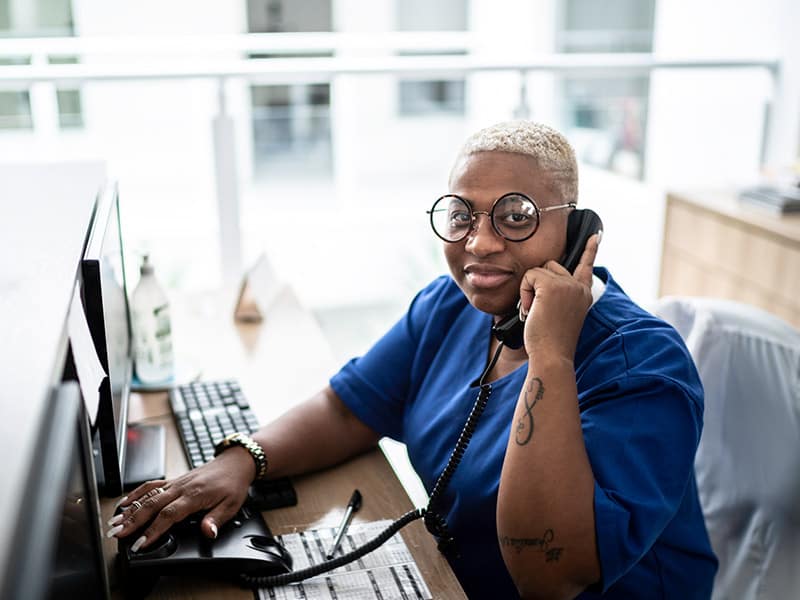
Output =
[{"x1": 257, "y1": 520, "x2": 433, "y2": 600}]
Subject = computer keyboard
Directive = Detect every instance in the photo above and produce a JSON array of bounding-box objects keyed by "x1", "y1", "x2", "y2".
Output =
[{"x1": 168, "y1": 379, "x2": 297, "y2": 510}]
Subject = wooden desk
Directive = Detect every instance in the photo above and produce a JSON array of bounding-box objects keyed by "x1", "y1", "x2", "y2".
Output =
[
  {"x1": 101, "y1": 286, "x2": 465, "y2": 599},
  {"x1": 660, "y1": 190, "x2": 800, "y2": 328}
]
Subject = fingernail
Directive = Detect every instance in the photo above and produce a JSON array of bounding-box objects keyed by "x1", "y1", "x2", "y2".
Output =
[
  {"x1": 106, "y1": 524, "x2": 124, "y2": 538},
  {"x1": 113, "y1": 495, "x2": 128, "y2": 510},
  {"x1": 131, "y1": 535, "x2": 147, "y2": 553},
  {"x1": 209, "y1": 522, "x2": 218, "y2": 539},
  {"x1": 596, "y1": 229, "x2": 603, "y2": 244},
  {"x1": 107, "y1": 514, "x2": 124, "y2": 527}
]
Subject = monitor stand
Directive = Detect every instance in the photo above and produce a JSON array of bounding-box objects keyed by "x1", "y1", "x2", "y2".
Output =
[{"x1": 123, "y1": 423, "x2": 166, "y2": 491}]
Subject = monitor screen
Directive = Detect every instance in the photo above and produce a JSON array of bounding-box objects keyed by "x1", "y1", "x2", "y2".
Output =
[
  {"x1": 1, "y1": 381, "x2": 110, "y2": 600},
  {"x1": 80, "y1": 181, "x2": 165, "y2": 496},
  {"x1": 81, "y1": 182, "x2": 133, "y2": 495}
]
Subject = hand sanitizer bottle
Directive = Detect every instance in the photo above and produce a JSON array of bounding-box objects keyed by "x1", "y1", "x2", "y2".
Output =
[{"x1": 131, "y1": 254, "x2": 174, "y2": 383}]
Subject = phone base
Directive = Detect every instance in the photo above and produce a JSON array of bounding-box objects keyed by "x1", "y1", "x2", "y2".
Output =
[{"x1": 116, "y1": 504, "x2": 292, "y2": 593}]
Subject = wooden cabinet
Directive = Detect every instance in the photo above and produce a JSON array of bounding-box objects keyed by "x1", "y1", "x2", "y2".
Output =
[{"x1": 660, "y1": 190, "x2": 800, "y2": 329}]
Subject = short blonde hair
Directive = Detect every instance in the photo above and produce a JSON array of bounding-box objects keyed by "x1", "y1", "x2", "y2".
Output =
[{"x1": 452, "y1": 120, "x2": 578, "y2": 203}]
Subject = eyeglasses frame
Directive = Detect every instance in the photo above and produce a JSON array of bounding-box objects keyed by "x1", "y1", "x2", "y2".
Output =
[{"x1": 427, "y1": 192, "x2": 576, "y2": 243}]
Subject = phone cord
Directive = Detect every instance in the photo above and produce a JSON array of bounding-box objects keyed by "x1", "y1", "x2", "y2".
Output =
[
  {"x1": 422, "y1": 341, "x2": 503, "y2": 555},
  {"x1": 239, "y1": 341, "x2": 505, "y2": 589}
]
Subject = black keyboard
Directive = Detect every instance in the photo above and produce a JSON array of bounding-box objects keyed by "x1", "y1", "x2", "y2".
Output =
[{"x1": 168, "y1": 379, "x2": 297, "y2": 510}]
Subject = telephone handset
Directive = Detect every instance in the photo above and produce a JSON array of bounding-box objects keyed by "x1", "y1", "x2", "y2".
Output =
[{"x1": 492, "y1": 208, "x2": 604, "y2": 350}]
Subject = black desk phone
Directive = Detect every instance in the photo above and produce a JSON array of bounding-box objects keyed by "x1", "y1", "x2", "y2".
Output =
[
  {"x1": 116, "y1": 503, "x2": 292, "y2": 598},
  {"x1": 493, "y1": 208, "x2": 603, "y2": 349}
]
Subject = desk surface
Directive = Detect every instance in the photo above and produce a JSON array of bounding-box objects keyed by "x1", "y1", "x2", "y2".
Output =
[
  {"x1": 102, "y1": 286, "x2": 465, "y2": 598},
  {"x1": 669, "y1": 188, "x2": 800, "y2": 243}
]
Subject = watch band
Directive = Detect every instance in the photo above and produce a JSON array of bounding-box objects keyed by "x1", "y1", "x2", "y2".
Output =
[{"x1": 213, "y1": 432, "x2": 268, "y2": 481}]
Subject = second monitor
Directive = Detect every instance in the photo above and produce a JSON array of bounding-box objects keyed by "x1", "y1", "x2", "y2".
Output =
[{"x1": 81, "y1": 181, "x2": 165, "y2": 496}]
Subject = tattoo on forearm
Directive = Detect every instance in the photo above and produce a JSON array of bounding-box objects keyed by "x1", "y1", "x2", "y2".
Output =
[
  {"x1": 516, "y1": 377, "x2": 544, "y2": 445},
  {"x1": 498, "y1": 529, "x2": 564, "y2": 562}
]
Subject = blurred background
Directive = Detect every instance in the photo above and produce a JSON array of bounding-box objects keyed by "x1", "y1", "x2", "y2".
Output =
[{"x1": 0, "y1": 0, "x2": 797, "y2": 364}]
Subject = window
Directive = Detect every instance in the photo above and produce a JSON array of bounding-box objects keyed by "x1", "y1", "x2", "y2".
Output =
[
  {"x1": 0, "y1": 57, "x2": 31, "y2": 128},
  {"x1": 50, "y1": 56, "x2": 83, "y2": 129},
  {"x1": 398, "y1": 79, "x2": 465, "y2": 116},
  {"x1": 0, "y1": 91, "x2": 32, "y2": 129},
  {"x1": 558, "y1": 0, "x2": 655, "y2": 53},
  {"x1": 395, "y1": 0, "x2": 467, "y2": 118},
  {"x1": 557, "y1": 0, "x2": 655, "y2": 179},
  {"x1": 0, "y1": 0, "x2": 73, "y2": 36},
  {"x1": 247, "y1": 0, "x2": 332, "y2": 176},
  {"x1": 0, "y1": 0, "x2": 81, "y2": 131},
  {"x1": 247, "y1": 0, "x2": 331, "y2": 33},
  {"x1": 250, "y1": 83, "x2": 331, "y2": 172}
]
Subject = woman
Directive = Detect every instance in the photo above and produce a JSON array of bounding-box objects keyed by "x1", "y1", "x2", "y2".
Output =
[{"x1": 113, "y1": 121, "x2": 717, "y2": 599}]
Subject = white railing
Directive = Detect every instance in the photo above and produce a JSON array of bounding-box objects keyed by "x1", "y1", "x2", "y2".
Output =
[
  {"x1": 0, "y1": 33, "x2": 782, "y2": 283},
  {"x1": 0, "y1": 31, "x2": 478, "y2": 58},
  {"x1": 0, "y1": 52, "x2": 778, "y2": 86}
]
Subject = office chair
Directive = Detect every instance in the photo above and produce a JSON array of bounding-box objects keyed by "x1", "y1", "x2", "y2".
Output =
[{"x1": 652, "y1": 296, "x2": 800, "y2": 600}]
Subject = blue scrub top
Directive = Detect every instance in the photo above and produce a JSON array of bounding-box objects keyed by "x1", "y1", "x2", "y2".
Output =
[{"x1": 330, "y1": 268, "x2": 717, "y2": 599}]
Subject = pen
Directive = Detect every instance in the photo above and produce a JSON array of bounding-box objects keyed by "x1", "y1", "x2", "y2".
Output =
[{"x1": 326, "y1": 489, "x2": 362, "y2": 559}]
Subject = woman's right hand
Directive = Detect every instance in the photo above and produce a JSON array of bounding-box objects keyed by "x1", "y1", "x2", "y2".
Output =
[{"x1": 108, "y1": 446, "x2": 256, "y2": 552}]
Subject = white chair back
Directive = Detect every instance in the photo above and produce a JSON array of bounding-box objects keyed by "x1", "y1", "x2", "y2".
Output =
[{"x1": 652, "y1": 297, "x2": 800, "y2": 600}]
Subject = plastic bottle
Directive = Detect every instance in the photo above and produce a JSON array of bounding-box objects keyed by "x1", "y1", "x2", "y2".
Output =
[{"x1": 131, "y1": 254, "x2": 175, "y2": 383}]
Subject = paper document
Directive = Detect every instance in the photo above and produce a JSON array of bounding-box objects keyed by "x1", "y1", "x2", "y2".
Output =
[
  {"x1": 258, "y1": 520, "x2": 433, "y2": 600},
  {"x1": 67, "y1": 284, "x2": 106, "y2": 420}
]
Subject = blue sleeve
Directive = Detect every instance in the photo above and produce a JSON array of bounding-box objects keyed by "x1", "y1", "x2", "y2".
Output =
[
  {"x1": 580, "y1": 332, "x2": 704, "y2": 591},
  {"x1": 329, "y1": 276, "x2": 454, "y2": 442}
]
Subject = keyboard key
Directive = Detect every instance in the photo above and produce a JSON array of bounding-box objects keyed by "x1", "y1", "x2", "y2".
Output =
[{"x1": 171, "y1": 394, "x2": 186, "y2": 414}]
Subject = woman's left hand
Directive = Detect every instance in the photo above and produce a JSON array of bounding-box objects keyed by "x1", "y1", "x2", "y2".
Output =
[{"x1": 518, "y1": 233, "x2": 601, "y2": 360}]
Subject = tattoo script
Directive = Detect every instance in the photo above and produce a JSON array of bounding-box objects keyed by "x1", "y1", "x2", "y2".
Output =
[
  {"x1": 498, "y1": 529, "x2": 564, "y2": 562},
  {"x1": 516, "y1": 377, "x2": 544, "y2": 445}
]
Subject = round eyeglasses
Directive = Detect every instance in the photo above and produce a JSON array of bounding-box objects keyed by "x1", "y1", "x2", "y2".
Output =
[{"x1": 427, "y1": 192, "x2": 576, "y2": 243}]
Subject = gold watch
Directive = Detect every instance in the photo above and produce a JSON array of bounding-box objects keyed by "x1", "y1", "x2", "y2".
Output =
[{"x1": 213, "y1": 432, "x2": 268, "y2": 481}]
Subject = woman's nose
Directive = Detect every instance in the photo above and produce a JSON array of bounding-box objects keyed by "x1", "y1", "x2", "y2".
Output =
[{"x1": 464, "y1": 213, "x2": 504, "y2": 255}]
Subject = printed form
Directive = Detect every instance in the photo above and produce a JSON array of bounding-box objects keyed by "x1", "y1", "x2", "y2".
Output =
[{"x1": 258, "y1": 520, "x2": 433, "y2": 600}]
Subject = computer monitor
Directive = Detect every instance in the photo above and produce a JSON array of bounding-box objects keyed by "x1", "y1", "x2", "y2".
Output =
[
  {"x1": 81, "y1": 181, "x2": 165, "y2": 496},
  {"x1": 0, "y1": 380, "x2": 110, "y2": 600}
]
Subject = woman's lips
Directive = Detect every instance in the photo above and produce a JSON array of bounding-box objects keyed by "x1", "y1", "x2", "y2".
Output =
[{"x1": 464, "y1": 267, "x2": 514, "y2": 289}]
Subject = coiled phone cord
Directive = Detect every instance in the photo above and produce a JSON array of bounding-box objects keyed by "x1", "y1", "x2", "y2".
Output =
[
  {"x1": 422, "y1": 340, "x2": 502, "y2": 554},
  {"x1": 240, "y1": 340, "x2": 506, "y2": 589}
]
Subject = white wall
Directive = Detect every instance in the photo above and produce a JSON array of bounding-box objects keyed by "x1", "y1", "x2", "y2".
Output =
[
  {"x1": 764, "y1": 0, "x2": 800, "y2": 171},
  {"x1": 468, "y1": 0, "x2": 559, "y2": 129},
  {"x1": 645, "y1": 0, "x2": 789, "y2": 187}
]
